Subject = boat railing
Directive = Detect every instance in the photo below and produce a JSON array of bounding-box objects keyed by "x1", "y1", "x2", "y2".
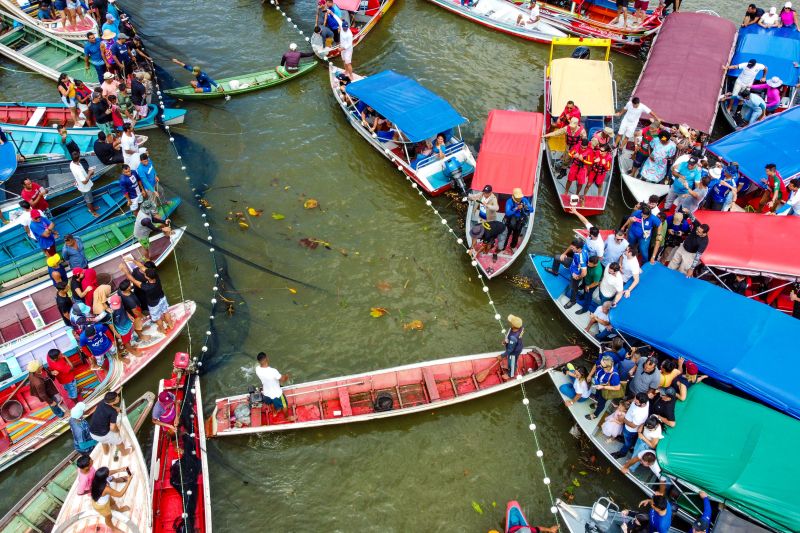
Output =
[{"x1": 416, "y1": 142, "x2": 465, "y2": 170}]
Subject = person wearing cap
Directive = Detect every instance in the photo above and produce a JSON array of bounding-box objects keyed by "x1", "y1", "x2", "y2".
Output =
[
  {"x1": 47, "y1": 253, "x2": 67, "y2": 286},
  {"x1": 674, "y1": 359, "x2": 706, "y2": 401},
  {"x1": 614, "y1": 97, "x2": 661, "y2": 149},
  {"x1": 84, "y1": 31, "x2": 106, "y2": 82},
  {"x1": 468, "y1": 220, "x2": 508, "y2": 262},
  {"x1": 639, "y1": 130, "x2": 676, "y2": 184},
  {"x1": 277, "y1": 42, "x2": 315, "y2": 79},
  {"x1": 498, "y1": 315, "x2": 525, "y2": 380},
  {"x1": 667, "y1": 223, "x2": 709, "y2": 278},
  {"x1": 738, "y1": 87, "x2": 767, "y2": 125},
  {"x1": 706, "y1": 163, "x2": 738, "y2": 211},
  {"x1": 171, "y1": 58, "x2": 222, "y2": 93},
  {"x1": 20, "y1": 177, "x2": 49, "y2": 212},
  {"x1": 133, "y1": 199, "x2": 172, "y2": 260},
  {"x1": 80, "y1": 323, "x2": 117, "y2": 368},
  {"x1": 546, "y1": 238, "x2": 588, "y2": 309},
  {"x1": 503, "y1": 188, "x2": 532, "y2": 251},
  {"x1": 675, "y1": 174, "x2": 711, "y2": 216},
  {"x1": 151, "y1": 390, "x2": 178, "y2": 432},
  {"x1": 780, "y1": 1, "x2": 800, "y2": 26},
  {"x1": 758, "y1": 5, "x2": 780, "y2": 26},
  {"x1": 28, "y1": 360, "x2": 66, "y2": 418},
  {"x1": 724, "y1": 59, "x2": 767, "y2": 112},
  {"x1": 29, "y1": 209, "x2": 59, "y2": 256},
  {"x1": 101, "y1": 13, "x2": 119, "y2": 38},
  {"x1": 665, "y1": 155, "x2": 701, "y2": 209},
  {"x1": 110, "y1": 33, "x2": 132, "y2": 77},
  {"x1": 468, "y1": 184, "x2": 499, "y2": 222},
  {"x1": 108, "y1": 293, "x2": 138, "y2": 356},
  {"x1": 100, "y1": 70, "x2": 119, "y2": 99},
  {"x1": 89, "y1": 391, "x2": 129, "y2": 456},
  {"x1": 340, "y1": 21, "x2": 355, "y2": 76},
  {"x1": 648, "y1": 386, "x2": 676, "y2": 428},
  {"x1": 688, "y1": 492, "x2": 712, "y2": 533},
  {"x1": 621, "y1": 205, "x2": 660, "y2": 262}
]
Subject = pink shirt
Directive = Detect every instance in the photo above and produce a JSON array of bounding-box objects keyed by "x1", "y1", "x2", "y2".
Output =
[
  {"x1": 77, "y1": 466, "x2": 96, "y2": 495},
  {"x1": 780, "y1": 9, "x2": 796, "y2": 26},
  {"x1": 750, "y1": 83, "x2": 781, "y2": 108}
]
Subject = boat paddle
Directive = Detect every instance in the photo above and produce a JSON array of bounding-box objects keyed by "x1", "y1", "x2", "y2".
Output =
[
  {"x1": 475, "y1": 359, "x2": 502, "y2": 383},
  {"x1": 6, "y1": 132, "x2": 26, "y2": 162}
]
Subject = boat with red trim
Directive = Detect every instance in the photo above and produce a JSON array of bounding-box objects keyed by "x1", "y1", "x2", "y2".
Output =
[{"x1": 313, "y1": 0, "x2": 396, "y2": 59}]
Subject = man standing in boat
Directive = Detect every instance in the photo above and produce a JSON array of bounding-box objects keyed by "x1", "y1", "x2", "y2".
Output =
[
  {"x1": 499, "y1": 315, "x2": 525, "y2": 380},
  {"x1": 256, "y1": 353, "x2": 295, "y2": 421},
  {"x1": 614, "y1": 97, "x2": 661, "y2": 152}
]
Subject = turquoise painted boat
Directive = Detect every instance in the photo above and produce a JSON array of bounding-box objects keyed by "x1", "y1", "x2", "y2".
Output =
[
  {"x1": 0, "y1": 197, "x2": 180, "y2": 285},
  {"x1": 1, "y1": 123, "x2": 96, "y2": 158},
  {"x1": 0, "y1": 102, "x2": 187, "y2": 131},
  {"x1": 0, "y1": 142, "x2": 17, "y2": 182}
]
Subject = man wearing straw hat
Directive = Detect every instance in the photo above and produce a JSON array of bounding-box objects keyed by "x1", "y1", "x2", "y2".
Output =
[{"x1": 499, "y1": 315, "x2": 525, "y2": 381}]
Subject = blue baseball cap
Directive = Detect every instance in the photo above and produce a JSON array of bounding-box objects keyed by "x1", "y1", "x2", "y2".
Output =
[{"x1": 723, "y1": 163, "x2": 739, "y2": 177}]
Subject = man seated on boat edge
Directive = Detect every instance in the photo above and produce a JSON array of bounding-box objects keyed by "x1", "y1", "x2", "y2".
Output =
[
  {"x1": 545, "y1": 237, "x2": 587, "y2": 309},
  {"x1": 171, "y1": 58, "x2": 223, "y2": 93},
  {"x1": 515, "y1": 0, "x2": 541, "y2": 27}
]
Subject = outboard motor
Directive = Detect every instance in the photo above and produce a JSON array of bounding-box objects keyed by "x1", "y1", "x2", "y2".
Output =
[
  {"x1": 572, "y1": 46, "x2": 591, "y2": 60},
  {"x1": 248, "y1": 385, "x2": 264, "y2": 409},
  {"x1": 444, "y1": 157, "x2": 467, "y2": 196}
]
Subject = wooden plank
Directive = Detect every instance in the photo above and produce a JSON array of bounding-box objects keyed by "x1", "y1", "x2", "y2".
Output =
[
  {"x1": 421, "y1": 368, "x2": 440, "y2": 401},
  {"x1": 337, "y1": 388, "x2": 352, "y2": 417}
]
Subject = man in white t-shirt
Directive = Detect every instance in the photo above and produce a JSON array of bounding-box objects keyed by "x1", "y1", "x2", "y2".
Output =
[
  {"x1": 620, "y1": 245, "x2": 641, "y2": 298},
  {"x1": 569, "y1": 206, "x2": 604, "y2": 258},
  {"x1": 120, "y1": 123, "x2": 141, "y2": 172},
  {"x1": 621, "y1": 449, "x2": 667, "y2": 482},
  {"x1": 614, "y1": 97, "x2": 661, "y2": 148},
  {"x1": 613, "y1": 392, "x2": 649, "y2": 458},
  {"x1": 339, "y1": 22, "x2": 354, "y2": 77},
  {"x1": 599, "y1": 262, "x2": 624, "y2": 305},
  {"x1": 725, "y1": 58, "x2": 767, "y2": 111},
  {"x1": 13, "y1": 200, "x2": 34, "y2": 238},
  {"x1": 516, "y1": 0, "x2": 541, "y2": 27},
  {"x1": 759, "y1": 6, "x2": 781, "y2": 26},
  {"x1": 69, "y1": 151, "x2": 98, "y2": 217},
  {"x1": 255, "y1": 352, "x2": 294, "y2": 420}
]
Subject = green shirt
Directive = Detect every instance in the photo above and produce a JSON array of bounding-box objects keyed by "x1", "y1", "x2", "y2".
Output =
[{"x1": 585, "y1": 263, "x2": 603, "y2": 287}]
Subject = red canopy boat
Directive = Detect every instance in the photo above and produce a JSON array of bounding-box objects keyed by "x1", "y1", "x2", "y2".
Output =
[
  {"x1": 466, "y1": 110, "x2": 544, "y2": 278},
  {"x1": 208, "y1": 346, "x2": 582, "y2": 436}
]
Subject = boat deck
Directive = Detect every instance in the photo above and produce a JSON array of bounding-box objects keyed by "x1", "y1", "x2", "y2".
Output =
[{"x1": 0, "y1": 16, "x2": 84, "y2": 78}]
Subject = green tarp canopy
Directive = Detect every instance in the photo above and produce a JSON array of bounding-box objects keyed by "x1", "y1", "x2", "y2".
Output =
[{"x1": 657, "y1": 384, "x2": 800, "y2": 532}]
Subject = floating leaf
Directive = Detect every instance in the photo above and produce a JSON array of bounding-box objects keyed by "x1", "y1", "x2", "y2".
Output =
[
  {"x1": 338, "y1": 248, "x2": 348, "y2": 256},
  {"x1": 238, "y1": 221, "x2": 250, "y2": 229},
  {"x1": 284, "y1": 185, "x2": 291, "y2": 190},
  {"x1": 370, "y1": 307, "x2": 388, "y2": 318},
  {"x1": 403, "y1": 320, "x2": 424, "y2": 331},
  {"x1": 271, "y1": 212, "x2": 285, "y2": 220},
  {"x1": 303, "y1": 199, "x2": 319, "y2": 209},
  {"x1": 492, "y1": 501, "x2": 497, "y2": 508},
  {"x1": 471, "y1": 501, "x2": 483, "y2": 515},
  {"x1": 572, "y1": 478, "x2": 581, "y2": 487},
  {"x1": 579, "y1": 471, "x2": 588, "y2": 476},
  {"x1": 299, "y1": 238, "x2": 319, "y2": 249},
  {"x1": 376, "y1": 281, "x2": 392, "y2": 292},
  {"x1": 248, "y1": 207, "x2": 263, "y2": 217},
  {"x1": 288, "y1": 288, "x2": 297, "y2": 294}
]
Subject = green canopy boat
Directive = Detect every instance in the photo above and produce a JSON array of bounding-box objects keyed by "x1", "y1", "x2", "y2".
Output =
[
  {"x1": 0, "y1": 197, "x2": 180, "y2": 290},
  {"x1": 657, "y1": 383, "x2": 800, "y2": 533},
  {"x1": 164, "y1": 61, "x2": 317, "y2": 100}
]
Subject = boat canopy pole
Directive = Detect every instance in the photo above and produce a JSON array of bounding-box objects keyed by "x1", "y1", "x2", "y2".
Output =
[
  {"x1": 0, "y1": 186, "x2": 21, "y2": 199},
  {"x1": 748, "y1": 279, "x2": 793, "y2": 299},
  {"x1": 402, "y1": 141, "x2": 411, "y2": 163},
  {"x1": 699, "y1": 265, "x2": 732, "y2": 292}
]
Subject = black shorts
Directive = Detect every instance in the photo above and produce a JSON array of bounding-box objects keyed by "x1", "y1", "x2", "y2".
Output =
[{"x1": 616, "y1": 0, "x2": 629, "y2": 7}]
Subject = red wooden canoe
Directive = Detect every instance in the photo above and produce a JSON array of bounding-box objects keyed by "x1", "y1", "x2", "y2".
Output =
[
  {"x1": 151, "y1": 368, "x2": 212, "y2": 533},
  {"x1": 208, "y1": 345, "x2": 582, "y2": 436}
]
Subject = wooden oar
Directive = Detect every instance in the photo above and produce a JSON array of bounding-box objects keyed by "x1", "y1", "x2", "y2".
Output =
[{"x1": 475, "y1": 359, "x2": 501, "y2": 383}]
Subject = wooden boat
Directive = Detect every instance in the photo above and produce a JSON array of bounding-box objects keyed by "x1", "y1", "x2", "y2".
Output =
[
  {"x1": 555, "y1": 498, "x2": 683, "y2": 532},
  {"x1": 312, "y1": 0, "x2": 395, "y2": 59},
  {"x1": 422, "y1": 0, "x2": 567, "y2": 45},
  {"x1": 465, "y1": 110, "x2": 544, "y2": 278},
  {"x1": 529, "y1": 253, "x2": 601, "y2": 348},
  {"x1": 0, "y1": 392, "x2": 156, "y2": 533},
  {"x1": 164, "y1": 61, "x2": 317, "y2": 100},
  {"x1": 505, "y1": 500, "x2": 531, "y2": 532},
  {"x1": 330, "y1": 64, "x2": 476, "y2": 196},
  {"x1": 0, "y1": 181, "x2": 126, "y2": 240},
  {"x1": 616, "y1": 157, "x2": 669, "y2": 204},
  {"x1": 53, "y1": 399, "x2": 152, "y2": 533},
  {"x1": 0, "y1": 11, "x2": 88, "y2": 82},
  {"x1": 0, "y1": 196, "x2": 180, "y2": 289},
  {"x1": 0, "y1": 300, "x2": 196, "y2": 473},
  {"x1": 525, "y1": 0, "x2": 663, "y2": 58},
  {"x1": 543, "y1": 37, "x2": 616, "y2": 215},
  {"x1": 0, "y1": 227, "x2": 182, "y2": 342},
  {"x1": 0, "y1": 0, "x2": 98, "y2": 41},
  {"x1": 0, "y1": 141, "x2": 17, "y2": 183},
  {"x1": 0, "y1": 123, "x2": 148, "y2": 159},
  {"x1": 208, "y1": 345, "x2": 582, "y2": 436},
  {"x1": 719, "y1": 25, "x2": 800, "y2": 129},
  {"x1": 151, "y1": 368, "x2": 212, "y2": 533},
  {"x1": 0, "y1": 101, "x2": 187, "y2": 130}
]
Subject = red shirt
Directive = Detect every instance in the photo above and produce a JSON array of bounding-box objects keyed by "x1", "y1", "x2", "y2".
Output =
[
  {"x1": 47, "y1": 356, "x2": 75, "y2": 384},
  {"x1": 21, "y1": 182, "x2": 49, "y2": 210}
]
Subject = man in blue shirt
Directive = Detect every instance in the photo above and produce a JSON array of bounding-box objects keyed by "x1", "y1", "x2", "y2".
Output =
[
  {"x1": 621, "y1": 205, "x2": 661, "y2": 261},
  {"x1": 691, "y1": 491, "x2": 711, "y2": 533},
  {"x1": 137, "y1": 152, "x2": 159, "y2": 197},
  {"x1": 503, "y1": 188, "x2": 532, "y2": 250},
  {"x1": 665, "y1": 156, "x2": 701, "y2": 208},
  {"x1": 118, "y1": 164, "x2": 147, "y2": 213},
  {"x1": 546, "y1": 238, "x2": 588, "y2": 309},
  {"x1": 646, "y1": 494, "x2": 672, "y2": 533},
  {"x1": 110, "y1": 33, "x2": 132, "y2": 76},
  {"x1": 79, "y1": 323, "x2": 117, "y2": 368},
  {"x1": 322, "y1": 0, "x2": 343, "y2": 43},
  {"x1": 62, "y1": 234, "x2": 89, "y2": 269},
  {"x1": 29, "y1": 210, "x2": 59, "y2": 256},
  {"x1": 171, "y1": 58, "x2": 223, "y2": 93},
  {"x1": 83, "y1": 32, "x2": 105, "y2": 82},
  {"x1": 707, "y1": 165, "x2": 738, "y2": 211}
]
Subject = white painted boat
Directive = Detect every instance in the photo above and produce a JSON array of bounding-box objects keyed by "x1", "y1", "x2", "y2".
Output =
[
  {"x1": 617, "y1": 149, "x2": 670, "y2": 203},
  {"x1": 0, "y1": 0, "x2": 99, "y2": 41},
  {"x1": 53, "y1": 399, "x2": 152, "y2": 533},
  {"x1": 556, "y1": 498, "x2": 683, "y2": 533},
  {"x1": 209, "y1": 346, "x2": 582, "y2": 436}
]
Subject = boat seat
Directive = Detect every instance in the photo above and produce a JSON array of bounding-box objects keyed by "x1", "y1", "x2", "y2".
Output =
[
  {"x1": 337, "y1": 388, "x2": 353, "y2": 416},
  {"x1": 17, "y1": 39, "x2": 48, "y2": 57},
  {"x1": 26, "y1": 107, "x2": 47, "y2": 127},
  {"x1": 53, "y1": 53, "x2": 82, "y2": 71},
  {"x1": 421, "y1": 368, "x2": 440, "y2": 402}
]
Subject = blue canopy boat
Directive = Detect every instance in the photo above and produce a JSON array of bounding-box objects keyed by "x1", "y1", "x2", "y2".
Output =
[
  {"x1": 0, "y1": 141, "x2": 17, "y2": 183},
  {"x1": 720, "y1": 25, "x2": 800, "y2": 129},
  {"x1": 0, "y1": 102, "x2": 186, "y2": 131},
  {"x1": 609, "y1": 263, "x2": 800, "y2": 420},
  {"x1": 329, "y1": 65, "x2": 476, "y2": 196}
]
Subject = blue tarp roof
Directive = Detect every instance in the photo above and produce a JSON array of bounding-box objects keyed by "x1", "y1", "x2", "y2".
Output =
[
  {"x1": 729, "y1": 25, "x2": 800, "y2": 87},
  {"x1": 346, "y1": 70, "x2": 467, "y2": 143},
  {"x1": 707, "y1": 106, "x2": 800, "y2": 186},
  {"x1": 609, "y1": 263, "x2": 800, "y2": 420}
]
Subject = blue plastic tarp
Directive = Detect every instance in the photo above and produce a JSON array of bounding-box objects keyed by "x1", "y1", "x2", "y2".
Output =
[
  {"x1": 707, "y1": 106, "x2": 800, "y2": 186},
  {"x1": 346, "y1": 70, "x2": 467, "y2": 143},
  {"x1": 0, "y1": 141, "x2": 17, "y2": 184},
  {"x1": 729, "y1": 25, "x2": 800, "y2": 87},
  {"x1": 609, "y1": 263, "x2": 800, "y2": 420}
]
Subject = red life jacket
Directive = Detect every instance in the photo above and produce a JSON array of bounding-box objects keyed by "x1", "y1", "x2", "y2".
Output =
[
  {"x1": 565, "y1": 125, "x2": 584, "y2": 148},
  {"x1": 591, "y1": 150, "x2": 611, "y2": 173}
]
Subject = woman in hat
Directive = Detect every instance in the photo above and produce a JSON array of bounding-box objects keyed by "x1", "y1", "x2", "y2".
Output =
[
  {"x1": 100, "y1": 30, "x2": 118, "y2": 77},
  {"x1": 780, "y1": 1, "x2": 800, "y2": 27},
  {"x1": 499, "y1": 315, "x2": 525, "y2": 380},
  {"x1": 750, "y1": 76, "x2": 784, "y2": 113},
  {"x1": 151, "y1": 390, "x2": 178, "y2": 433},
  {"x1": 639, "y1": 131, "x2": 676, "y2": 184},
  {"x1": 101, "y1": 71, "x2": 119, "y2": 98}
]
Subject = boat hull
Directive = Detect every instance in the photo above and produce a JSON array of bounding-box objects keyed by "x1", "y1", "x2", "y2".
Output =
[
  {"x1": 0, "y1": 0, "x2": 99, "y2": 41},
  {"x1": 209, "y1": 345, "x2": 582, "y2": 436},
  {"x1": 616, "y1": 151, "x2": 670, "y2": 203},
  {"x1": 465, "y1": 199, "x2": 535, "y2": 279},
  {"x1": 0, "y1": 102, "x2": 186, "y2": 130}
]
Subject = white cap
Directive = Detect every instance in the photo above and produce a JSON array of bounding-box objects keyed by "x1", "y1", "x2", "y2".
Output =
[
  {"x1": 770, "y1": 6, "x2": 777, "y2": 13},
  {"x1": 289, "y1": 43, "x2": 298, "y2": 51},
  {"x1": 786, "y1": 1, "x2": 792, "y2": 7}
]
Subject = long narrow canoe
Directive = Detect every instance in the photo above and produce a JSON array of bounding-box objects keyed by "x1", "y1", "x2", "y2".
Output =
[
  {"x1": 209, "y1": 345, "x2": 582, "y2": 436},
  {"x1": 0, "y1": 300, "x2": 196, "y2": 474},
  {"x1": 0, "y1": 392, "x2": 156, "y2": 533},
  {"x1": 0, "y1": 197, "x2": 180, "y2": 292},
  {"x1": 0, "y1": 0, "x2": 98, "y2": 41},
  {"x1": 1, "y1": 124, "x2": 147, "y2": 159},
  {"x1": 0, "y1": 11, "x2": 88, "y2": 82},
  {"x1": 0, "y1": 102, "x2": 187, "y2": 130},
  {"x1": 313, "y1": 0, "x2": 395, "y2": 59},
  {"x1": 164, "y1": 61, "x2": 317, "y2": 100},
  {"x1": 53, "y1": 399, "x2": 152, "y2": 533},
  {"x1": 152, "y1": 371, "x2": 212, "y2": 533}
]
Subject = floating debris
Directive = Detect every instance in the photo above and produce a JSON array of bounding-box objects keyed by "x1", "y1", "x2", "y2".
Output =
[
  {"x1": 403, "y1": 320, "x2": 424, "y2": 331},
  {"x1": 303, "y1": 199, "x2": 319, "y2": 209},
  {"x1": 370, "y1": 307, "x2": 389, "y2": 318}
]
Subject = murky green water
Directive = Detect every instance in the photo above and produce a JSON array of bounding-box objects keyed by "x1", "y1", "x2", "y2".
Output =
[{"x1": 0, "y1": 0, "x2": 741, "y2": 530}]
